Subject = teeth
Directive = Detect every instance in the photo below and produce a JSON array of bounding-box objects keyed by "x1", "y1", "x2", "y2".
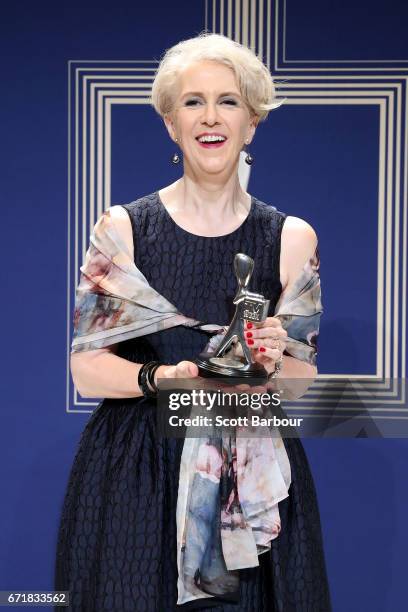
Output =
[{"x1": 198, "y1": 135, "x2": 226, "y2": 143}]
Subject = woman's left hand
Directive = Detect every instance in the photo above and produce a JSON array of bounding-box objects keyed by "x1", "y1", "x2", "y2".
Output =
[{"x1": 234, "y1": 316, "x2": 288, "y2": 377}]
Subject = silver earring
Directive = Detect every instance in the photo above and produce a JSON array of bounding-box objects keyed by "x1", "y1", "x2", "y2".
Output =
[
  {"x1": 171, "y1": 137, "x2": 181, "y2": 164},
  {"x1": 244, "y1": 139, "x2": 254, "y2": 165}
]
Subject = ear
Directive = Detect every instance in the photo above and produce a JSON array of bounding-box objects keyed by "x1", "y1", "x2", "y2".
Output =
[
  {"x1": 163, "y1": 113, "x2": 177, "y2": 143},
  {"x1": 247, "y1": 114, "x2": 260, "y2": 145}
]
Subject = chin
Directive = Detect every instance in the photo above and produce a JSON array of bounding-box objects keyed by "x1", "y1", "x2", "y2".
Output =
[{"x1": 198, "y1": 160, "x2": 230, "y2": 170}]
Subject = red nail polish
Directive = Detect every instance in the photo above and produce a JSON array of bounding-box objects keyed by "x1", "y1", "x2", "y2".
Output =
[
  {"x1": 247, "y1": 322, "x2": 253, "y2": 329},
  {"x1": 259, "y1": 346, "x2": 266, "y2": 352},
  {"x1": 245, "y1": 331, "x2": 253, "y2": 338},
  {"x1": 247, "y1": 339, "x2": 254, "y2": 346}
]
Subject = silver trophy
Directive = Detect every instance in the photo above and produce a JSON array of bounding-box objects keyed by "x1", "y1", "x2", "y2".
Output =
[{"x1": 195, "y1": 253, "x2": 270, "y2": 383}]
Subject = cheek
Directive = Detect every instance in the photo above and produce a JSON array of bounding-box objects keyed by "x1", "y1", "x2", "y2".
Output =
[
  {"x1": 177, "y1": 113, "x2": 194, "y2": 131},
  {"x1": 230, "y1": 118, "x2": 249, "y2": 137}
]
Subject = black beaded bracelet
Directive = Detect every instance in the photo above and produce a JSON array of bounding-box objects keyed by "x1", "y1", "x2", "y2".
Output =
[{"x1": 138, "y1": 361, "x2": 161, "y2": 398}]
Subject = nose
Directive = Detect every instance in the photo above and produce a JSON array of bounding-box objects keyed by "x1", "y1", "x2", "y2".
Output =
[{"x1": 201, "y1": 101, "x2": 219, "y2": 126}]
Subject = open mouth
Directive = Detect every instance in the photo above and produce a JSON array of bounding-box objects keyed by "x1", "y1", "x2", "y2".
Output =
[{"x1": 196, "y1": 137, "x2": 227, "y2": 149}]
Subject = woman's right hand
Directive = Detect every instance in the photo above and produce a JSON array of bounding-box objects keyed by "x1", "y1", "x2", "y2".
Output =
[
  {"x1": 154, "y1": 361, "x2": 199, "y2": 384},
  {"x1": 153, "y1": 361, "x2": 257, "y2": 394}
]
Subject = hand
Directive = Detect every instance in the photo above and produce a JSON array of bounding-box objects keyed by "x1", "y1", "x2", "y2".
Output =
[
  {"x1": 234, "y1": 317, "x2": 287, "y2": 377},
  {"x1": 155, "y1": 360, "x2": 199, "y2": 383},
  {"x1": 155, "y1": 361, "x2": 257, "y2": 394}
]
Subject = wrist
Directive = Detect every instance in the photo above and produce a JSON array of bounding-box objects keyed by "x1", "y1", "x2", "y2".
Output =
[
  {"x1": 154, "y1": 364, "x2": 168, "y2": 387},
  {"x1": 138, "y1": 361, "x2": 161, "y2": 398},
  {"x1": 268, "y1": 354, "x2": 284, "y2": 380}
]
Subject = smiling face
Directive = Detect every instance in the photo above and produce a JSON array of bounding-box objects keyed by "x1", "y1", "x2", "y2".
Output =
[{"x1": 164, "y1": 60, "x2": 258, "y2": 177}]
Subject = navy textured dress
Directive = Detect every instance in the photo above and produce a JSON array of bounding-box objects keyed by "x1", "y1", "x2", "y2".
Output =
[{"x1": 55, "y1": 192, "x2": 332, "y2": 611}]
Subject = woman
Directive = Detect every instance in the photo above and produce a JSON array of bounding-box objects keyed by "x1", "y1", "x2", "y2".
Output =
[{"x1": 55, "y1": 33, "x2": 331, "y2": 611}]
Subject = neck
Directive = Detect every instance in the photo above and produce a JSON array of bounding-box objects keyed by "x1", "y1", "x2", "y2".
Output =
[{"x1": 173, "y1": 175, "x2": 251, "y2": 220}]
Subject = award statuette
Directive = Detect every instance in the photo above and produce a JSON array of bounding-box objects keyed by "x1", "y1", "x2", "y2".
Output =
[{"x1": 195, "y1": 253, "x2": 270, "y2": 383}]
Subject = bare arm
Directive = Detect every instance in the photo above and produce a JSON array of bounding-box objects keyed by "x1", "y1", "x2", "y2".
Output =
[
  {"x1": 71, "y1": 345, "x2": 143, "y2": 398},
  {"x1": 71, "y1": 346, "x2": 198, "y2": 399},
  {"x1": 70, "y1": 205, "x2": 198, "y2": 398},
  {"x1": 276, "y1": 215, "x2": 319, "y2": 396}
]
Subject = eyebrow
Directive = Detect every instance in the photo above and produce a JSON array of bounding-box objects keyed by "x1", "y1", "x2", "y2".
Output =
[{"x1": 180, "y1": 91, "x2": 241, "y2": 99}]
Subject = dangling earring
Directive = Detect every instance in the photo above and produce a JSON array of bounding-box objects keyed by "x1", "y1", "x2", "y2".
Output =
[
  {"x1": 244, "y1": 139, "x2": 254, "y2": 165},
  {"x1": 171, "y1": 137, "x2": 181, "y2": 164}
]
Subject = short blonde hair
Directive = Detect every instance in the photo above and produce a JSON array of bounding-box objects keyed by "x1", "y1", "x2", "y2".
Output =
[{"x1": 150, "y1": 31, "x2": 284, "y2": 122}]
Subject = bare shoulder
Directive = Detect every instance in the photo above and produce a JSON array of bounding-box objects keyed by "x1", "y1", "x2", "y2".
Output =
[
  {"x1": 108, "y1": 204, "x2": 134, "y2": 259},
  {"x1": 109, "y1": 203, "x2": 131, "y2": 224},
  {"x1": 280, "y1": 215, "x2": 318, "y2": 290},
  {"x1": 281, "y1": 215, "x2": 317, "y2": 241}
]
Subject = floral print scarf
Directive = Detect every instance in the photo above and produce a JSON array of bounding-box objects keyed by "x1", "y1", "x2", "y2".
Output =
[{"x1": 70, "y1": 207, "x2": 323, "y2": 606}]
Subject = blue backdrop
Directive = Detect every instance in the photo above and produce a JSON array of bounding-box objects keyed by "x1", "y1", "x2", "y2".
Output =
[{"x1": 1, "y1": 1, "x2": 407, "y2": 610}]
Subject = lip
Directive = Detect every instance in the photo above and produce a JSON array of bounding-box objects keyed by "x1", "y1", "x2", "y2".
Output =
[
  {"x1": 196, "y1": 132, "x2": 228, "y2": 140},
  {"x1": 197, "y1": 140, "x2": 227, "y2": 149},
  {"x1": 195, "y1": 133, "x2": 228, "y2": 149}
]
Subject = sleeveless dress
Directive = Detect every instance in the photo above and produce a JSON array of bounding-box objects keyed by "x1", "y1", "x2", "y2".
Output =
[{"x1": 55, "y1": 192, "x2": 332, "y2": 612}]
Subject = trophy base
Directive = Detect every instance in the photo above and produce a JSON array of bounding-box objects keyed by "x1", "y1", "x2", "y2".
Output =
[{"x1": 195, "y1": 353, "x2": 268, "y2": 385}]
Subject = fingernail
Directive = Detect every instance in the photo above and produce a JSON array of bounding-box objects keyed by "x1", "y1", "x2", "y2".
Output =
[
  {"x1": 245, "y1": 331, "x2": 253, "y2": 338},
  {"x1": 259, "y1": 346, "x2": 266, "y2": 352},
  {"x1": 247, "y1": 322, "x2": 253, "y2": 329},
  {"x1": 247, "y1": 339, "x2": 254, "y2": 346}
]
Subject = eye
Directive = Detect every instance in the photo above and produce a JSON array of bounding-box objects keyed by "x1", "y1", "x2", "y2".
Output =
[{"x1": 184, "y1": 98, "x2": 238, "y2": 106}]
